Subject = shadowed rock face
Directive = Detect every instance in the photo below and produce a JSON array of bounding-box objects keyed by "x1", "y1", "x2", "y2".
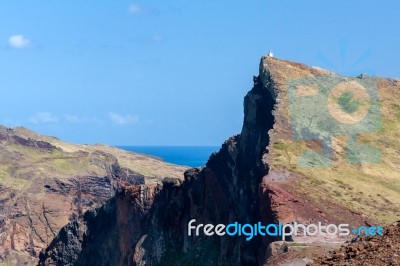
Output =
[
  {"x1": 38, "y1": 58, "x2": 278, "y2": 266},
  {"x1": 38, "y1": 57, "x2": 400, "y2": 266},
  {"x1": 0, "y1": 126, "x2": 186, "y2": 265}
]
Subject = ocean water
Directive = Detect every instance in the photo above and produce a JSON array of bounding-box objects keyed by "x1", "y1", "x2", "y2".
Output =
[{"x1": 118, "y1": 146, "x2": 220, "y2": 167}]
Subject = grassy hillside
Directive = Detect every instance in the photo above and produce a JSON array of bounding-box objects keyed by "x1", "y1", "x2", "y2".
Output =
[
  {"x1": 263, "y1": 57, "x2": 400, "y2": 224},
  {"x1": 0, "y1": 126, "x2": 186, "y2": 190}
]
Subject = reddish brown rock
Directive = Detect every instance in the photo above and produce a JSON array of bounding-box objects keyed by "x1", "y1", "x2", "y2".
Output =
[
  {"x1": 25, "y1": 57, "x2": 400, "y2": 265},
  {"x1": 0, "y1": 126, "x2": 186, "y2": 265},
  {"x1": 309, "y1": 222, "x2": 400, "y2": 266}
]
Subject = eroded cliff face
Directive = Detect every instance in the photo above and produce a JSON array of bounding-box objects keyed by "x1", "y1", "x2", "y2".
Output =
[
  {"x1": 39, "y1": 57, "x2": 400, "y2": 265},
  {"x1": 38, "y1": 57, "x2": 278, "y2": 266},
  {"x1": 0, "y1": 126, "x2": 186, "y2": 265}
]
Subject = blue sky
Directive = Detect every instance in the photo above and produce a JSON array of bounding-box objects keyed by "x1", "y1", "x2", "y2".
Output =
[{"x1": 0, "y1": 1, "x2": 399, "y2": 145}]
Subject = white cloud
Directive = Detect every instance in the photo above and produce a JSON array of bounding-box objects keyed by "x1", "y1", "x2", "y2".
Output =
[
  {"x1": 29, "y1": 112, "x2": 58, "y2": 124},
  {"x1": 9, "y1": 35, "x2": 31, "y2": 49},
  {"x1": 128, "y1": 3, "x2": 143, "y2": 15},
  {"x1": 64, "y1": 114, "x2": 103, "y2": 124},
  {"x1": 108, "y1": 112, "x2": 139, "y2": 125},
  {"x1": 128, "y1": 3, "x2": 159, "y2": 16}
]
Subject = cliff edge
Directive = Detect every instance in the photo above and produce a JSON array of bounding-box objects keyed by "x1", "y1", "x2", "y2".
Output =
[
  {"x1": 38, "y1": 57, "x2": 400, "y2": 265},
  {"x1": 0, "y1": 126, "x2": 186, "y2": 265}
]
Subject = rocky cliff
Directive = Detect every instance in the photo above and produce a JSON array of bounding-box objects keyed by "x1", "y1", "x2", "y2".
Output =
[
  {"x1": 0, "y1": 126, "x2": 186, "y2": 265},
  {"x1": 38, "y1": 64, "x2": 276, "y2": 265},
  {"x1": 38, "y1": 56, "x2": 400, "y2": 265}
]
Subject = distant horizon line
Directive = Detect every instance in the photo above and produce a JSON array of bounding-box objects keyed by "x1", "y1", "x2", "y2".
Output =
[{"x1": 116, "y1": 145, "x2": 220, "y2": 147}]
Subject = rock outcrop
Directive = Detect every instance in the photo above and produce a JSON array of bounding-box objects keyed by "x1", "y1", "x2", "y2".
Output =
[
  {"x1": 38, "y1": 58, "x2": 278, "y2": 266},
  {"x1": 0, "y1": 126, "x2": 186, "y2": 265},
  {"x1": 309, "y1": 221, "x2": 400, "y2": 265},
  {"x1": 38, "y1": 56, "x2": 400, "y2": 265}
]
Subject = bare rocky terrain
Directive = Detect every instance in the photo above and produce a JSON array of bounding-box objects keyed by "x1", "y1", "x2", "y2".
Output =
[
  {"x1": 38, "y1": 57, "x2": 400, "y2": 265},
  {"x1": 0, "y1": 126, "x2": 186, "y2": 265},
  {"x1": 2, "y1": 56, "x2": 400, "y2": 265},
  {"x1": 309, "y1": 221, "x2": 400, "y2": 265}
]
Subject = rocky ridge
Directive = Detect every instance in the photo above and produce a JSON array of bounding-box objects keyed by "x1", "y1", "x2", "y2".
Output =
[
  {"x1": 0, "y1": 126, "x2": 186, "y2": 265},
  {"x1": 35, "y1": 56, "x2": 400, "y2": 265}
]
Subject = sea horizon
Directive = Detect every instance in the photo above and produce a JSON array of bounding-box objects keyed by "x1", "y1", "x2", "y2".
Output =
[{"x1": 118, "y1": 146, "x2": 220, "y2": 168}]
